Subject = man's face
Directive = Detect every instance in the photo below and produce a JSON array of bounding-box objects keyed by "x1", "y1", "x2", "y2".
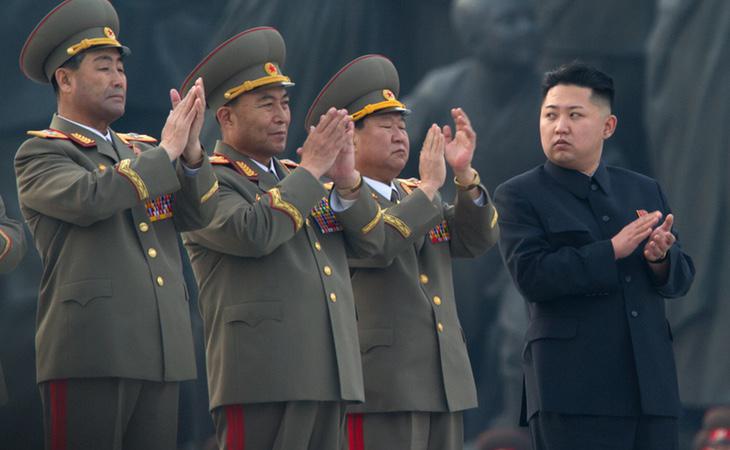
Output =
[
  {"x1": 540, "y1": 84, "x2": 616, "y2": 173},
  {"x1": 453, "y1": 0, "x2": 538, "y2": 67},
  {"x1": 224, "y1": 86, "x2": 291, "y2": 157},
  {"x1": 354, "y1": 112, "x2": 409, "y2": 183},
  {"x1": 63, "y1": 48, "x2": 127, "y2": 124}
]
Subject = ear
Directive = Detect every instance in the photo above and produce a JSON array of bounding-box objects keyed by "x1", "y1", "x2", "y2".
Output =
[
  {"x1": 216, "y1": 106, "x2": 232, "y2": 127},
  {"x1": 603, "y1": 114, "x2": 617, "y2": 139},
  {"x1": 54, "y1": 68, "x2": 74, "y2": 94}
]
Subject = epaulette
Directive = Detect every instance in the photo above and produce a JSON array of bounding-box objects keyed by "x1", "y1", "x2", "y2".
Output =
[
  {"x1": 210, "y1": 153, "x2": 258, "y2": 180},
  {"x1": 209, "y1": 155, "x2": 231, "y2": 165},
  {"x1": 26, "y1": 129, "x2": 69, "y2": 140},
  {"x1": 397, "y1": 177, "x2": 421, "y2": 195},
  {"x1": 117, "y1": 132, "x2": 158, "y2": 145},
  {"x1": 279, "y1": 158, "x2": 298, "y2": 175}
]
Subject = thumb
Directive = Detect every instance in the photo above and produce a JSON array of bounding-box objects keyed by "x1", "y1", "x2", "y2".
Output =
[{"x1": 661, "y1": 214, "x2": 674, "y2": 231}]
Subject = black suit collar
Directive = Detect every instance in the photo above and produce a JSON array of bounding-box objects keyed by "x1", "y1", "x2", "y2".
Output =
[{"x1": 544, "y1": 160, "x2": 611, "y2": 199}]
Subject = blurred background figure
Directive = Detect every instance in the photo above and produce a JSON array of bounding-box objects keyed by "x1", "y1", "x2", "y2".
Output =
[
  {"x1": 403, "y1": 0, "x2": 542, "y2": 438},
  {"x1": 691, "y1": 406, "x2": 730, "y2": 450},
  {"x1": 645, "y1": 1, "x2": 730, "y2": 449},
  {"x1": 536, "y1": 0, "x2": 657, "y2": 174}
]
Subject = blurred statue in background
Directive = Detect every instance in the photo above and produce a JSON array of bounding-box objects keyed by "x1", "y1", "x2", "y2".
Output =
[{"x1": 645, "y1": 0, "x2": 730, "y2": 448}]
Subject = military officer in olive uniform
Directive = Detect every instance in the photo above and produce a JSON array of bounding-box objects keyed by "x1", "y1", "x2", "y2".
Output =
[
  {"x1": 305, "y1": 55, "x2": 500, "y2": 450},
  {"x1": 0, "y1": 195, "x2": 28, "y2": 407},
  {"x1": 16, "y1": 0, "x2": 219, "y2": 448},
  {"x1": 179, "y1": 28, "x2": 384, "y2": 450}
]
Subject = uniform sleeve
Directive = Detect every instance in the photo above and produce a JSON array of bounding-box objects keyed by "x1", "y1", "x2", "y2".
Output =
[
  {"x1": 651, "y1": 182, "x2": 695, "y2": 298},
  {"x1": 348, "y1": 188, "x2": 442, "y2": 268},
  {"x1": 15, "y1": 139, "x2": 181, "y2": 227},
  {"x1": 184, "y1": 167, "x2": 326, "y2": 257},
  {"x1": 330, "y1": 183, "x2": 384, "y2": 259},
  {"x1": 494, "y1": 181, "x2": 621, "y2": 303},
  {"x1": 0, "y1": 196, "x2": 27, "y2": 273},
  {"x1": 171, "y1": 154, "x2": 220, "y2": 232},
  {"x1": 445, "y1": 184, "x2": 499, "y2": 258}
]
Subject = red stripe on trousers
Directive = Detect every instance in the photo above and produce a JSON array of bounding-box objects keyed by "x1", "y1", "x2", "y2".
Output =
[
  {"x1": 50, "y1": 380, "x2": 68, "y2": 450},
  {"x1": 226, "y1": 405, "x2": 245, "y2": 450},
  {"x1": 347, "y1": 413, "x2": 364, "y2": 450}
]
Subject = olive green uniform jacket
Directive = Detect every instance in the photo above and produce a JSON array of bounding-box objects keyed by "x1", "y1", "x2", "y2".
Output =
[
  {"x1": 182, "y1": 141, "x2": 384, "y2": 411},
  {"x1": 0, "y1": 194, "x2": 28, "y2": 405},
  {"x1": 349, "y1": 179, "x2": 499, "y2": 413},
  {"x1": 14, "y1": 115, "x2": 219, "y2": 384}
]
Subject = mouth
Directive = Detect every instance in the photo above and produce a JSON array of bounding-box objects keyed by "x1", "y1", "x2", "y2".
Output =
[{"x1": 553, "y1": 139, "x2": 570, "y2": 149}]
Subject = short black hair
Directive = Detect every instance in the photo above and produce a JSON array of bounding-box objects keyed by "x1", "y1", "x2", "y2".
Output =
[
  {"x1": 51, "y1": 53, "x2": 86, "y2": 96},
  {"x1": 542, "y1": 62, "x2": 614, "y2": 110}
]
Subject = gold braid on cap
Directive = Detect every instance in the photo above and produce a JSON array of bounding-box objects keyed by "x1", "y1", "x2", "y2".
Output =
[
  {"x1": 224, "y1": 75, "x2": 292, "y2": 101},
  {"x1": 351, "y1": 99, "x2": 407, "y2": 121},
  {"x1": 67, "y1": 37, "x2": 122, "y2": 56}
]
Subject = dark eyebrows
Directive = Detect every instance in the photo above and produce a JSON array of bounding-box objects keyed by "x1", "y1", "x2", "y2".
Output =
[{"x1": 543, "y1": 104, "x2": 585, "y2": 110}]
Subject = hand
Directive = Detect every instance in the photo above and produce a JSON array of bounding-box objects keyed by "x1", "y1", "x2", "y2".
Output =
[
  {"x1": 181, "y1": 78, "x2": 206, "y2": 166},
  {"x1": 160, "y1": 84, "x2": 200, "y2": 161},
  {"x1": 326, "y1": 119, "x2": 360, "y2": 192},
  {"x1": 611, "y1": 211, "x2": 661, "y2": 260},
  {"x1": 643, "y1": 214, "x2": 675, "y2": 263},
  {"x1": 298, "y1": 108, "x2": 349, "y2": 179},
  {"x1": 418, "y1": 124, "x2": 446, "y2": 200},
  {"x1": 443, "y1": 108, "x2": 477, "y2": 179}
]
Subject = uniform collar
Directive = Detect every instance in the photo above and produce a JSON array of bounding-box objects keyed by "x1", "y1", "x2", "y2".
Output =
[
  {"x1": 56, "y1": 114, "x2": 111, "y2": 142},
  {"x1": 213, "y1": 141, "x2": 284, "y2": 188},
  {"x1": 362, "y1": 176, "x2": 398, "y2": 200},
  {"x1": 544, "y1": 160, "x2": 611, "y2": 199}
]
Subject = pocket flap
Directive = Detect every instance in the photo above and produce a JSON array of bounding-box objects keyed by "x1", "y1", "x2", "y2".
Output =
[
  {"x1": 525, "y1": 317, "x2": 578, "y2": 343},
  {"x1": 359, "y1": 328, "x2": 393, "y2": 353},
  {"x1": 546, "y1": 216, "x2": 590, "y2": 234},
  {"x1": 57, "y1": 279, "x2": 113, "y2": 307},
  {"x1": 223, "y1": 302, "x2": 283, "y2": 327}
]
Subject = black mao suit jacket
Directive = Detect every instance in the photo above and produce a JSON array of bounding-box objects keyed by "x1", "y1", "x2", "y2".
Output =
[{"x1": 494, "y1": 160, "x2": 695, "y2": 422}]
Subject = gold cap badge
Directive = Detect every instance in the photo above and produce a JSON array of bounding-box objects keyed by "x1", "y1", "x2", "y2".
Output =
[{"x1": 265, "y1": 62, "x2": 279, "y2": 75}]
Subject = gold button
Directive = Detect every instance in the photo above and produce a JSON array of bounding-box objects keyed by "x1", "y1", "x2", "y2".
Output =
[
  {"x1": 314, "y1": 242, "x2": 322, "y2": 251},
  {"x1": 156, "y1": 276, "x2": 164, "y2": 287},
  {"x1": 437, "y1": 322, "x2": 444, "y2": 332},
  {"x1": 139, "y1": 222, "x2": 149, "y2": 232},
  {"x1": 420, "y1": 274, "x2": 429, "y2": 284},
  {"x1": 323, "y1": 266, "x2": 332, "y2": 276},
  {"x1": 148, "y1": 248, "x2": 157, "y2": 258},
  {"x1": 329, "y1": 293, "x2": 337, "y2": 302},
  {"x1": 433, "y1": 296, "x2": 442, "y2": 306}
]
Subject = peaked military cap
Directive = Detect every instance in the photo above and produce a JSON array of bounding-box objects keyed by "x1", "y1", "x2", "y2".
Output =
[
  {"x1": 180, "y1": 26, "x2": 295, "y2": 111},
  {"x1": 20, "y1": 0, "x2": 130, "y2": 84},
  {"x1": 304, "y1": 54, "x2": 409, "y2": 129}
]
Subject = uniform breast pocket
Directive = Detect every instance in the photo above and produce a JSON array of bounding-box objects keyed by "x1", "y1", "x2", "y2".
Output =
[{"x1": 546, "y1": 216, "x2": 594, "y2": 247}]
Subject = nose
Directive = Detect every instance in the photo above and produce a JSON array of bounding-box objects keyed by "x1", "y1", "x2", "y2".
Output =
[
  {"x1": 111, "y1": 68, "x2": 125, "y2": 87},
  {"x1": 392, "y1": 127, "x2": 406, "y2": 143},
  {"x1": 555, "y1": 115, "x2": 569, "y2": 135},
  {"x1": 272, "y1": 103, "x2": 288, "y2": 124}
]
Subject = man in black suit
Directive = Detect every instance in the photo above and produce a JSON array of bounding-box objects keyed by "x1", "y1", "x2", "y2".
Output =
[{"x1": 494, "y1": 63, "x2": 695, "y2": 450}]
